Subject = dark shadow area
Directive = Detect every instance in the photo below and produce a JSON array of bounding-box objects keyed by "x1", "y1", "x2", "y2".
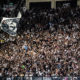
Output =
[{"x1": 30, "y1": 2, "x2": 51, "y2": 9}]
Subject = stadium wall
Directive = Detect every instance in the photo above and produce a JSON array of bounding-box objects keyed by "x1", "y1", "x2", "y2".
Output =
[
  {"x1": 26, "y1": 0, "x2": 55, "y2": 9},
  {"x1": 26, "y1": 0, "x2": 79, "y2": 9},
  {"x1": 77, "y1": 0, "x2": 80, "y2": 6}
]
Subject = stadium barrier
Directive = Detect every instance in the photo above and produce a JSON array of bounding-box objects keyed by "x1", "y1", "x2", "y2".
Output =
[{"x1": 0, "y1": 76, "x2": 80, "y2": 80}]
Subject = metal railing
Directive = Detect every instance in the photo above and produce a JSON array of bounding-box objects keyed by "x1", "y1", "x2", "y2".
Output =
[{"x1": 0, "y1": 76, "x2": 80, "y2": 80}]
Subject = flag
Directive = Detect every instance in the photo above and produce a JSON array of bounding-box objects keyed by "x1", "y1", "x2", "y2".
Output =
[{"x1": 1, "y1": 17, "x2": 19, "y2": 36}]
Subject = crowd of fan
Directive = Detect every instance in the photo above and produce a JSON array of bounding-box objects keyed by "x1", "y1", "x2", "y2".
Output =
[{"x1": 0, "y1": 6, "x2": 80, "y2": 79}]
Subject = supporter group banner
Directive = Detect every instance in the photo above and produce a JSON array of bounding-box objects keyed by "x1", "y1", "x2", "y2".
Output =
[{"x1": 0, "y1": 17, "x2": 19, "y2": 36}]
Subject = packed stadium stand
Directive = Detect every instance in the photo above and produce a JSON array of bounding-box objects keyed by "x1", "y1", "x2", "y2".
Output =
[{"x1": 0, "y1": 0, "x2": 80, "y2": 80}]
